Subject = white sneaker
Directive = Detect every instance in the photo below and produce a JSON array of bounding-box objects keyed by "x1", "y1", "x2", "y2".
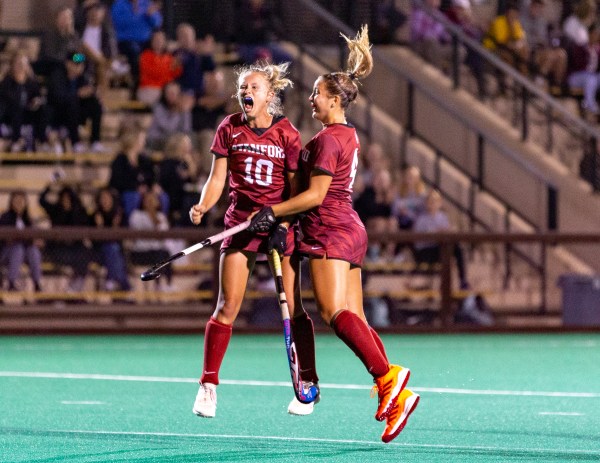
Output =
[
  {"x1": 287, "y1": 382, "x2": 320, "y2": 416},
  {"x1": 288, "y1": 396, "x2": 314, "y2": 415},
  {"x1": 193, "y1": 383, "x2": 217, "y2": 418}
]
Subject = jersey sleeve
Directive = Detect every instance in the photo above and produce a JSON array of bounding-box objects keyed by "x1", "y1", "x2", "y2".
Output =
[
  {"x1": 210, "y1": 117, "x2": 232, "y2": 157},
  {"x1": 311, "y1": 132, "x2": 340, "y2": 176}
]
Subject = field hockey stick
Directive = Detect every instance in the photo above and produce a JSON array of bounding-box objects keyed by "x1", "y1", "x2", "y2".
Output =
[
  {"x1": 269, "y1": 249, "x2": 319, "y2": 404},
  {"x1": 140, "y1": 221, "x2": 250, "y2": 281}
]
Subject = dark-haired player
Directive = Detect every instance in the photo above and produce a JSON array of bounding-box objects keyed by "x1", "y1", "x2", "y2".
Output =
[{"x1": 247, "y1": 26, "x2": 419, "y2": 443}]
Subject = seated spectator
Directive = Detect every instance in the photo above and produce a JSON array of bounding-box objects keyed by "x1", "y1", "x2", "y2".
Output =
[
  {"x1": 146, "y1": 81, "x2": 193, "y2": 150},
  {"x1": 483, "y1": 1, "x2": 529, "y2": 74},
  {"x1": 46, "y1": 50, "x2": 104, "y2": 153},
  {"x1": 78, "y1": 1, "x2": 118, "y2": 95},
  {"x1": 413, "y1": 189, "x2": 470, "y2": 289},
  {"x1": 128, "y1": 190, "x2": 173, "y2": 289},
  {"x1": 0, "y1": 51, "x2": 50, "y2": 152},
  {"x1": 91, "y1": 187, "x2": 132, "y2": 292},
  {"x1": 357, "y1": 143, "x2": 389, "y2": 191},
  {"x1": 372, "y1": 0, "x2": 407, "y2": 44},
  {"x1": 111, "y1": 0, "x2": 163, "y2": 95},
  {"x1": 159, "y1": 133, "x2": 201, "y2": 226},
  {"x1": 562, "y1": 0, "x2": 595, "y2": 47},
  {"x1": 520, "y1": 0, "x2": 567, "y2": 89},
  {"x1": 234, "y1": 0, "x2": 293, "y2": 65},
  {"x1": 173, "y1": 25, "x2": 226, "y2": 132},
  {"x1": 37, "y1": 6, "x2": 82, "y2": 76},
  {"x1": 410, "y1": 0, "x2": 455, "y2": 71},
  {"x1": 0, "y1": 190, "x2": 43, "y2": 292},
  {"x1": 391, "y1": 165, "x2": 428, "y2": 231},
  {"x1": 137, "y1": 30, "x2": 182, "y2": 106},
  {"x1": 39, "y1": 181, "x2": 92, "y2": 293},
  {"x1": 108, "y1": 125, "x2": 169, "y2": 218},
  {"x1": 565, "y1": 22, "x2": 600, "y2": 115},
  {"x1": 354, "y1": 168, "x2": 399, "y2": 261},
  {"x1": 444, "y1": 0, "x2": 486, "y2": 97}
]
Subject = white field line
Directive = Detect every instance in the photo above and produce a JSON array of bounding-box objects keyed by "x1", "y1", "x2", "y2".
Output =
[
  {"x1": 60, "y1": 401, "x2": 107, "y2": 405},
  {"x1": 47, "y1": 429, "x2": 600, "y2": 456},
  {"x1": 4, "y1": 339, "x2": 598, "y2": 352},
  {"x1": 1, "y1": 371, "x2": 600, "y2": 398},
  {"x1": 538, "y1": 412, "x2": 585, "y2": 416}
]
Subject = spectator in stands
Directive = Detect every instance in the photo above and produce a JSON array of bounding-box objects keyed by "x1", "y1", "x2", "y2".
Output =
[
  {"x1": 0, "y1": 190, "x2": 43, "y2": 292},
  {"x1": 520, "y1": 0, "x2": 567, "y2": 89},
  {"x1": 108, "y1": 125, "x2": 168, "y2": 218},
  {"x1": 159, "y1": 133, "x2": 201, "y2": 227},
  {"x1": 38, "y1": 6, "x2": 82, "y2": 76},
  {"x1": 410, "y1": 0, "x2": 455, "y2": 71},
  {"x1": 391, "y1": 165, "x2": 428, "y2": 231},
  {"x1": 146, "y1": 81, "x2": 193, "y2": 150},
  {"x1": 0, "y1": 51, "x2": 50, "y2": 153},
  {"x1": 91, "y1": 187, "x2": 132, "y2": 292},
  {"x1": 46, "y1": 50, "x2": 104, "y2": 153},
  {"x1": 358, "y1": 142, "x2": 390, "y2": 190},
  {"x1": 128, "y1": 189, "x2": 173, "y2": 289},
  {"x1": 483, "y1": 1, "x2": 529, "y2": 74},
  {"x1": 354, "y1": 168, "x2": 399, "y2": 261},
  {"x1": 565, "y1": 22, "x2": 600, "y2": 115},
  {"x1": 111, "y1": 0, "x2": 163, "y2": 95},
  {"x1": 413, "y1": 189, "x2": 470, "y2": 289},
  {"x1": 444, "y1": 0, "x2": 486, "y2": 97},
  {"x1": 173, "y1": 25, "x2": 226, "y2": 133},
  {"x1": 78, "y1": 1, "x2": 118, "y2": 96},
  {"x1": 137, "y1": 30, "x2": 182, "y2": 106},
  {"x1": 39, "y1": 182, "x2": 92, "y2": 293},
  {"x1": 234, "y1": 0, "x2": 293, "y2": 65},
  {"x1": 563, "y1": 0, "x2": 596, "y2": 46},
  {"x1": 372, "y1": 0, "x2": 408, "y2": 44}
]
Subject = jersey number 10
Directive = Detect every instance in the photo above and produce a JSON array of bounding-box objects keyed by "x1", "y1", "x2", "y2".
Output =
[{"x1": 244, "y1": 156, "x2": 274, "y2": 186}]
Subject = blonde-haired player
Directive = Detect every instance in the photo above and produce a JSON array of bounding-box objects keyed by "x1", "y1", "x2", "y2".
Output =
[{"x1": 189, "y1": 61, "x2": 319, "y2": 418}]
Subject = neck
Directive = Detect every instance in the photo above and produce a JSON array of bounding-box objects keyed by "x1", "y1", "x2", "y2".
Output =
[{"x1": 246, "y1": 112, "x2": 273, "y2": 129}]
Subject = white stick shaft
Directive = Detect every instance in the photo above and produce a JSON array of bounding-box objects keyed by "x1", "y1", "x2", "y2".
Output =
[{"x1": 181, "y1": 221, "x2": 250, "y2": 256}]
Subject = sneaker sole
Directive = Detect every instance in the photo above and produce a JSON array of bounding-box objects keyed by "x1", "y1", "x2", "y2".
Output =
[
  {"x1": 375, "y1": 368, "x2": 411, "y2": 422},
  {"x1": 193, "y1": 407, "x2": 215, "y2": 418},
  {"x1": 381, "y1": 394, "x2": 420, "y2": 443}
]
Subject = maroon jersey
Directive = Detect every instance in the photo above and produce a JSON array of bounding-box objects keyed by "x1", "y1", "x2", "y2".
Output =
[
  {"x1": 298, "y1": 123, "x2": 368, "y2": 266},
  {"x1": 210, "y1": 113, "x2": 301, "y2": 253}
]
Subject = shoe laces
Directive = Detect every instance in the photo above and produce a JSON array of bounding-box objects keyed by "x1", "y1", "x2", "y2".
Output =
[{"x1": 202, "y1": 384, "x2": 217, "y2": 403}]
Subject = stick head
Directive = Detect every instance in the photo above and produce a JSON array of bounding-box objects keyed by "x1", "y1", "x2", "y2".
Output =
[{"x1": 140, "y1": 267, "x2": 162, "y2": 281}]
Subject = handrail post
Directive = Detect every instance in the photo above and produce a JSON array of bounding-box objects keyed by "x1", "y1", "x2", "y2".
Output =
[
  {"x1": 452, "y1": 34, "x2": 460, "y2": 90},
  {"x1": 406, "y1": 82, "x2": 415, "y2": 136},
  {"x1": 521, "y1": 84, "x2": 529, "y2": 142},
  {"x1": 439, "y1": 241, "x2": 453, "y2": 326}
]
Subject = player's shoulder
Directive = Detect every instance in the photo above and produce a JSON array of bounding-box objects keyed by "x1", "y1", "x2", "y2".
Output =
[{"x1": 217, "y1": 112, "x2": 244, "y2": 130}]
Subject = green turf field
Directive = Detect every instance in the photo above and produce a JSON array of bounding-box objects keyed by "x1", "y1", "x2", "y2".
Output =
[{"x1": 1, "y1": 333, "x2": 599, "y2": 462}]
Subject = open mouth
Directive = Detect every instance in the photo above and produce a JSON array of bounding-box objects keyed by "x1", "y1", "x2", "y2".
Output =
[{"x1": 243, "y1": 96, "x2": 254, "y2": 112}]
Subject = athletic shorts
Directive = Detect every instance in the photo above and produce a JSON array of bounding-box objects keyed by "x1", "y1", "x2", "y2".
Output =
[{"x1": 297, "y1": 219, "x2": 367, "y2": 267}]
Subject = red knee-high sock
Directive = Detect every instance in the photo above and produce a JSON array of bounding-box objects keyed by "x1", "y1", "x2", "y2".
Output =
[
  {"x1": 332, "y1": 310, "x2": 389, "y2": 378},
  {"x1": 369, "y1": 326, "x2": 389, "y2": 363},
  {"x1": 291, "y1": 311, "x2": 319, "y2": 383},
  {"x1": 200, "y1": 317, "x2": 232, "y2": 385}
]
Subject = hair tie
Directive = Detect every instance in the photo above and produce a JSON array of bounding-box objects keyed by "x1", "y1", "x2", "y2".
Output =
[{"x1": 349, "y1": 72, "x2": 357, "y2": 80}]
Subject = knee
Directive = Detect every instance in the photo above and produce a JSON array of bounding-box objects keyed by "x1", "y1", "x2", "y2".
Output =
[{"x1": 214, "y1": 297, "x2": 243, "y2": 324}]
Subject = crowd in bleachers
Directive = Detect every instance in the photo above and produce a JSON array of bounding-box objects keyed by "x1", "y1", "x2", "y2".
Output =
[
  {"x1": 407, "y1": 0, "x2": 600, "y2": 115},
  {"x1": 7, "y1": 0, "x2": 572, "y2": 300}
]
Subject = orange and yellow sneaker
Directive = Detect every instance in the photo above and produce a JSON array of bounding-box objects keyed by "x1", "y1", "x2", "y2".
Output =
[
  {"x1": 381, "y1": 388, "x2": 420, "y2": 443},
  {"x1": 372, "y1": 364, "x2": 410, "y2": 421}
]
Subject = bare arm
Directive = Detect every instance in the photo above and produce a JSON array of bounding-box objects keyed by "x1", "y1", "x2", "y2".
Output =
[
  {"x1": 271, "y1": 172, "x2": 332, "y2": 218},
  {"x1": 189, "y1": 155, "x2": 228, "y2": 225}
]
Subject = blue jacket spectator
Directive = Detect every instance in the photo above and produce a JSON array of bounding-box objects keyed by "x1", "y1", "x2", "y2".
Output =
[{"x1": 110, "y1": 0, "x2": 163, "y2": 91}]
